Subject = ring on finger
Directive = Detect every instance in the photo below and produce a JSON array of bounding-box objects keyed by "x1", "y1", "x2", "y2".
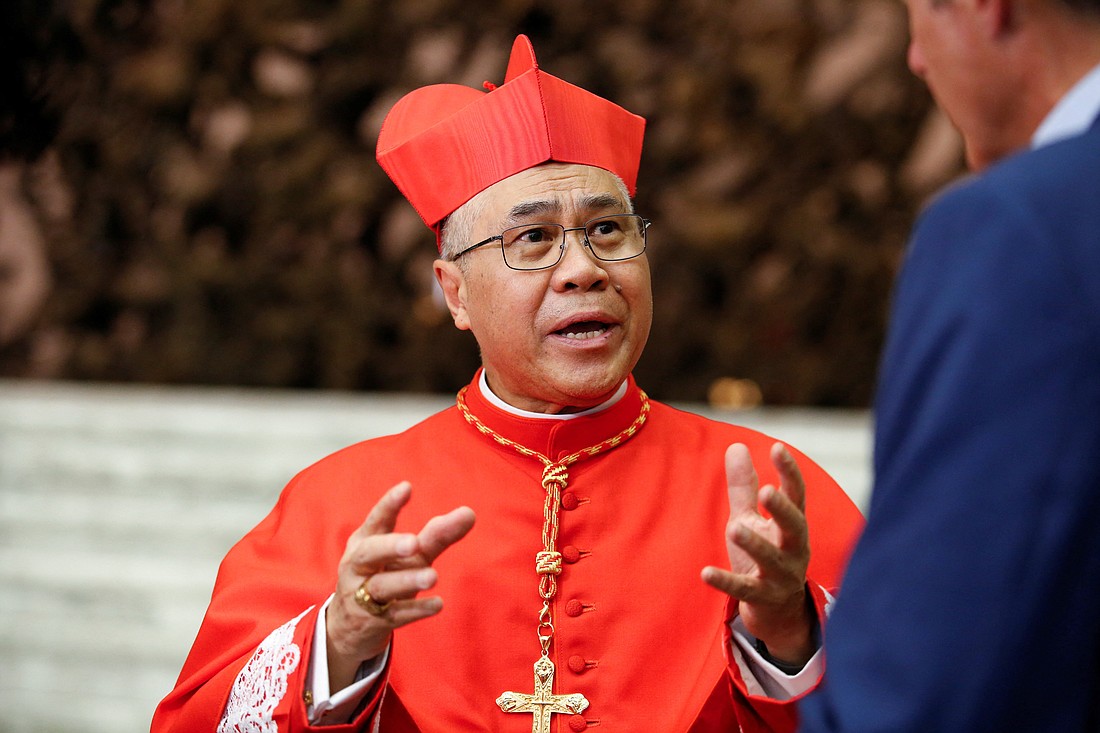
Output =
[{"x1": 354, "y1": 580, "x2": 393, "y2": 616}]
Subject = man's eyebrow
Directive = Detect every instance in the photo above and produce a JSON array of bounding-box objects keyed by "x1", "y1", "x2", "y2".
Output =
[
  {"x1": 578, "y1": 193, "x2": 629, "y2": 213},
  {"x1": 503, "y1": 193, "x2": 629, "y2": 225},
  {"x1": 504, "y1": 199, "x2": 561, "y2": 224}
]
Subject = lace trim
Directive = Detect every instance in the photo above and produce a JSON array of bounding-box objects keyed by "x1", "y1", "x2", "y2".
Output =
[{"x1": 218, "y1": 607, "x2": 314, "y2": 733}]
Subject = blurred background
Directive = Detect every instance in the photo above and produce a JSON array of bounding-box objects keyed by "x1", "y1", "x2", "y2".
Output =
[
  {"x1": 0, "y1": 0, "x2": 963, "y2": 730},
  {"x1": 1, "y1": 0, "x2": 964, "y2": 408}
]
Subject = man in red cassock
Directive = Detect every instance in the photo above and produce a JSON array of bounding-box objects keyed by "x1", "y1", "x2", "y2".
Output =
[{"x1": 152, "y1": 35, "x2": 863, "y2": 733}]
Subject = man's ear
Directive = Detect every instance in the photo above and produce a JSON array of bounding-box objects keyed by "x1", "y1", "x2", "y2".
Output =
[
  {"x1": 433, "y1": 259, "x2": 471, "y2": 331},
  {"x1": 973, "y1": 0, "x2": 1016, "y2": 37}
]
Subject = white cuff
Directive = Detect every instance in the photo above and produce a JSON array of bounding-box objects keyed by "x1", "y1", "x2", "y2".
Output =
[
  {"x1": 305, "y1": 594, "x2": 389, "y2": 725},
  {"x1": 729, "y1": 616, "x2": 824, "y2": 700}
]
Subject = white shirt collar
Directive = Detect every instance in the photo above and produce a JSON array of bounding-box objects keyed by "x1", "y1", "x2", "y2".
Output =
[
  {"x1": 1031, "y1": 61, "x2": 1100, "y2": 149},
  {"x1": 477, "y1": 370, "x2": 628, "y2": 421}
]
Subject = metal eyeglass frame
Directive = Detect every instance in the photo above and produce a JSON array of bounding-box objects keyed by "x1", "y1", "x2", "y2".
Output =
[{"x1": 450, "y1": 214, "x2": 652, "y2": 271}]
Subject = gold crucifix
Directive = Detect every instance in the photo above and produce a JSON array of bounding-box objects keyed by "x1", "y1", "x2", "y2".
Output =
[
  {"x1": 454, "y1": 400, "x2": 645, "y2": 733},
  {"x1": 496, "y1": 655, "x2": 589, "y2": 733}
]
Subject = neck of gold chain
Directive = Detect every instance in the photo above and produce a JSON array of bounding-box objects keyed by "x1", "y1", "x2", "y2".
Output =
[{"x1": 455, "y1": 385, "x2": 650, "y2": 657}]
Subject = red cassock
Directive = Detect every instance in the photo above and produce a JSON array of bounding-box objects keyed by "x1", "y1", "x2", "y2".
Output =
[{"x1": 152, "y1": 373, "x2": 863, "y2": 732}]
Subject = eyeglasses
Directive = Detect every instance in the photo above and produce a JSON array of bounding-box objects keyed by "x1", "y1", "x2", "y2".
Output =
[{"x1": 452, "y1": 214, "x2": 651, "y2": 271}]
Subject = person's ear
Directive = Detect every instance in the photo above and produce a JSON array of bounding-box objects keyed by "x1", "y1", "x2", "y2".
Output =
[
  {"x1": 433, "y1": 259, "x2": 472, "y2": 331},
  {"x1": 973, "y1": 0, "x2": 1016, "y2": 37}
]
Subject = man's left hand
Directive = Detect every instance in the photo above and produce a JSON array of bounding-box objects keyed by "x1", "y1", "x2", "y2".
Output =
[{"x1": 702, "y1": 442, "x2": 814, "y2": 666}]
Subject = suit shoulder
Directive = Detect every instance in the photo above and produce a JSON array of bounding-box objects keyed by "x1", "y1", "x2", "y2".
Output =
[{"x1": 927, "y1": 125, "x2": 1100, "y2": 217}]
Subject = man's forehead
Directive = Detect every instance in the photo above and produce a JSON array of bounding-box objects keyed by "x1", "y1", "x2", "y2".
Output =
[{"x1": 482, "y1": 164, "x2": 629, "y2": 222}]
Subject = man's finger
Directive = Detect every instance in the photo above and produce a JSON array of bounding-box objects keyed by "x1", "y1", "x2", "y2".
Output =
[
  {"x1": 725, "y1": 443, "x2": 760, "y2": 517},
  {"x1": 356, "y1": 481, "x2": 413, "y2": 538},
  {"x1": 729, "y1": 521, "x2": 783, "y2": 572},
  {"x1": 361, "y1": 567, "x2": 439, "y2": 603},
  {"x1": 418, "y1": 506, "x2": 477, "y2": 563},
  {"x1": 701, "y1": 566, "x2": 765, "y2": 601},
  {"x1": 377, "y1": 596, "x2": 445, "y2": 628},
  {"x1": 348, "y1": 532, "x2": 421, "y2": 575},
  {"x1": 771, "y1": 444, "x2": 806, "y2": 512},
  {"x1": 760, "y1": 485, "x2": 809, "y2": 553}
]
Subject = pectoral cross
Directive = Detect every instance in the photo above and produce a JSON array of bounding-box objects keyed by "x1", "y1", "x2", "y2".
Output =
[{"x1": 496, "y1": 655, "x2": 589, "y2": 733}]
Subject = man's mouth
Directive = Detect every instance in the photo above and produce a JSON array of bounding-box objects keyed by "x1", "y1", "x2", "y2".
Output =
[{"x1": 555, "y1": 320, "x2": 611, "y2": 340}]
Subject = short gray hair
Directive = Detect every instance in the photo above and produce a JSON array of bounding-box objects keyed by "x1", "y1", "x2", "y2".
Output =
[{"x1": 439, "y1": 194, "x2": 486, "y2": 263}]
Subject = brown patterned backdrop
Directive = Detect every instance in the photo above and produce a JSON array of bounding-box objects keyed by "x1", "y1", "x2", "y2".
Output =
[{"x1": 0, "y1": 0, "x2": 964, "y2": 406}]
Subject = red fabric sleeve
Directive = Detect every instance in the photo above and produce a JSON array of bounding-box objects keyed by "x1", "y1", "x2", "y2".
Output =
[
  {"x1": 725, "y1": 581, "x2": 833, "y2": 733},
  {"x1": 150, "y1": 466, "x2": 388, "y2": 733}
]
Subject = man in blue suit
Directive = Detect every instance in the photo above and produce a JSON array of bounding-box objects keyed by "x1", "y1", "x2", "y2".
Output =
[{"x1": 799, "y1": 1, "x2": 1100, "y2": 731}]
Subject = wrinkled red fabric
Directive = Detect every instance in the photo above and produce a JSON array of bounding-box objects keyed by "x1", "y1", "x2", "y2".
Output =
[{"x1": 151, "y1": 372, "x2": 862, "y2": 732}]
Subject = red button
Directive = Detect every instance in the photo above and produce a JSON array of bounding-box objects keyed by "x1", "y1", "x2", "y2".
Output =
[
  {"x1": 565, "y1": 599, "x2": 584, "y2": 617},
  {"x1": 561, "y1": 492, "x2": 579, "y2": 510},
  {"x1": 561, "y1": 545, "x2": 581, "y2": 563},
  {"x1": 567, "y1": 655, "x2": 587, "y2": 674},
  {"x1": 568, "y1": 714, "x2": 588, "y2": 731}
]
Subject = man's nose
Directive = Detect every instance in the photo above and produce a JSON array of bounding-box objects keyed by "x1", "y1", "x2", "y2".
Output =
[{"x1": 553, "y1": 229, "x2": 608, "y2": 288}]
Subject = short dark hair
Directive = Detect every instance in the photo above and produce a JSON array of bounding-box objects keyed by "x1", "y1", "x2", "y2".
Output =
[{"x1": 1059, "y1": 0, "x2": 1100, "y2": 15}]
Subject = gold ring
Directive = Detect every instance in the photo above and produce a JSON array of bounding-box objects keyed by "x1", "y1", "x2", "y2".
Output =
[{"x1": 354, "y1": 581, "x2": 392, "y2": 616}]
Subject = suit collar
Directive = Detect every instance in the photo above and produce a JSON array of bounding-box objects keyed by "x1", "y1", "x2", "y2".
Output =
[{"x1": 1031, "y1": 61, "x2": 1100, "y2": 149}]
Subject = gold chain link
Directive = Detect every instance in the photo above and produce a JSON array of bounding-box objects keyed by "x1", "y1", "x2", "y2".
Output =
[{"x1": 455, "y1": 386, "x2": 650, "y2": 652}]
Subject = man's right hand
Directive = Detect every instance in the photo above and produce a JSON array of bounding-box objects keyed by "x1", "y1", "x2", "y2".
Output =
[{"x1": 326, "y1": 481, "x2": 476, "y2": 692}]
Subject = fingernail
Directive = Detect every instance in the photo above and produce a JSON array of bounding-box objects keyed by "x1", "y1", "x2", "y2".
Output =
[
  {"x1": 396, "y1": 536, "x2": 417, "y2": 555},
  {"x1": 417, "y1": 569, "x2": 436, "y2": 589}
]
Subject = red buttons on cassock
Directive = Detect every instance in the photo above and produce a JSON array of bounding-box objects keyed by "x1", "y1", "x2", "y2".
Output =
[
  {"x1": 565, "y1": 599, "x2": 584, "y2": 617},
  {"x1": 568, "y1": 714, "x2": 588, "y2": 731},
  {"x1": 561, "y1": 545, "x2": 581, "y2": 563},
  {"x1": 560, "y1": 492, "x2": 580, "y2": 510},
  {"x1": 567, "y1": 655, "x2": 588, "y2": 674}
]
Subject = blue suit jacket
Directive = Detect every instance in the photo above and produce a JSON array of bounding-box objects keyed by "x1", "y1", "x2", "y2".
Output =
[{"x1": 799, "y1": 119, "x2": 1100, "y2": 732}]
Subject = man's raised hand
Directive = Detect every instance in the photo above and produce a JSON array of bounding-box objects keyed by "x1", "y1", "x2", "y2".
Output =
[
  {"x1": 327, "y1": 481, "x2": 476, "y2": 691},
  {"x1": 702, "y1": 443, "x2": 814, "y2": 666}
]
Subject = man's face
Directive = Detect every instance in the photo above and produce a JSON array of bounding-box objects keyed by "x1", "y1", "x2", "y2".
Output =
[
  {"x1": 905, "y1": 0, "x2": 1021, "y2": 169},
  {"x1": 434, "y1": 163, "x2": 653, "y2": 413}
]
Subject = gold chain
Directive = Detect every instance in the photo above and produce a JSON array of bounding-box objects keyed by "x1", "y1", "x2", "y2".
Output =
[{"x1": 455, "y1": 386, "x2": 649, "y2": 652}]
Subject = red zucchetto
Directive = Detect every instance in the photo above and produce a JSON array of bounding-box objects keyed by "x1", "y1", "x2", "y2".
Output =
[{"x1": 376, "y1": 34, "x2": 646, "y2": 250}]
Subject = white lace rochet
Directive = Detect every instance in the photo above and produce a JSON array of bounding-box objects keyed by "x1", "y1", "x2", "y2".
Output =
[{"x1": 217, "y1": 607, "x2": 314, "y2": 733}]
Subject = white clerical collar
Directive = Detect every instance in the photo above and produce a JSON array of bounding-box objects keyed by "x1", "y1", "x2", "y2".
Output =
[
  {"x1": 477, "y1": 370, "x2": 628, "y2": 421},
  {"x1": 1032, "y1": 61, "x2": 1100, "y2": 149}
]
